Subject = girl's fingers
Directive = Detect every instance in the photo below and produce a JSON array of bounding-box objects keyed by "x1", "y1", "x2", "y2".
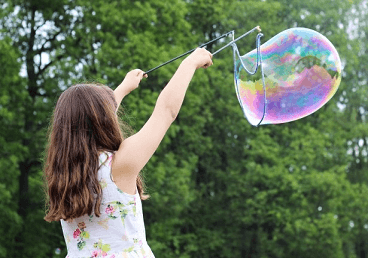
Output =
[
  {"x1": 203, "y1": 59, "x2": 213, "y2": 68},
  {"x1": 136, "y1": 70, "x2": 144, "y2": 79},
  {"x1": 129, "y1": 69, "x2": 147, "y2": 79},
  {"x1": 137, "y1": 70, "x2": 148, "y2": 80}
]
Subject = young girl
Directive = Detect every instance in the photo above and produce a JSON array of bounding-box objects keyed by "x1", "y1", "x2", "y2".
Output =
[{"x1": 43, "y1": 48, "x2": 213, "y2": 258}]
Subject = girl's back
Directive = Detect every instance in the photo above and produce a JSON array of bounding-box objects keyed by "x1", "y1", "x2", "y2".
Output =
[{"x1": 61, "y1": 152, "x2": 154, "y2": 258}]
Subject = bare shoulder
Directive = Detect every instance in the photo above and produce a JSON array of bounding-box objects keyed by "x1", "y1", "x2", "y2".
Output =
[{"x1": 111, "y1": 149, "x2": 137, "y2": 195}]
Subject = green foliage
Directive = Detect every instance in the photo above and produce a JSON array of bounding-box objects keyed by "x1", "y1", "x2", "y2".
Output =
[
  {"x1": 1, "y1": 0, "x2": 367, "y2": 257},
  {"x1": 0, "y1": 38, "x2": 24, "y2": 258}
]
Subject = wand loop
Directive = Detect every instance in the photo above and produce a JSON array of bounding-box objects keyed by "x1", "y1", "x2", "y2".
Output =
[{"x1": 213, "y1": 26, "x2": 261, "y2": 56}]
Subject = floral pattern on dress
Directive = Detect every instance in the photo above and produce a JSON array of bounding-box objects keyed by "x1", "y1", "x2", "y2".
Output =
[
  {"x1": 98, "y1": 217, "x2": 109, "y2": 230},
  {"x1": 91, "y1": 239, "x2": 111, "y2": 257},
  {"x1": 119, "y1": 209, "x2": 129, "y2": 225},
  {"x1": 107, "y1": 155, "x2": 113, "y2": 166},
  {"x1": 123, "y1": 246, "x2": 134, "y2": 253},
  {"x1": 105, "y1": 201, "x2": 131, "y2": 225},
  {"x1": 116, "y1": 188, "x2": 124, "y2": 194},
  {"x1": 116, "y1": 189, "x2": 137, "y2": 216},
  {"x1": 73, "y1": 222, "x2": 90, "y2": 251},
  {"x1": 99, "y1": 179, "x2": 108, "y2": 189},
  {"x1": 99, "y1": 152, "x2": 113, "y2": 168},
  {"x1": 121, "y1": 243, "x2": 152, "y2": 258},
  {"x1": 105, "y1": 204, "x2": 119, "y2": 219},
  {"x1": 127, "y1": 200, "x2": 136, "y2": 216}
]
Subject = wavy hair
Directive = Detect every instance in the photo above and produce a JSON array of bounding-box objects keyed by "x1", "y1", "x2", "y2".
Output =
[{"x1": 43, "y1": 84, "x2": 148, "y2": 222}]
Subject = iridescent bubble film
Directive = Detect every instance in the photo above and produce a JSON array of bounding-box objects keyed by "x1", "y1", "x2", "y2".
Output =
[{"x1": 234, "y1": 28, "x2": 342, "y2": 126}]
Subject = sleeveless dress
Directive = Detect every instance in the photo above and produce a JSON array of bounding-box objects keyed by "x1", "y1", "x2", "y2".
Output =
[{"x1": 60, "y1": 152, "x2": 155, "y2": 258}]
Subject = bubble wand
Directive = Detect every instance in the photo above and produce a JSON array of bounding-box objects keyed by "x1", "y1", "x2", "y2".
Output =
[
  {"x1": 144, "y1": 26, "x2": 267, "y2": 126},
  {"x1": 144, "y1": 26, "x2": 262, "y2": 75}
]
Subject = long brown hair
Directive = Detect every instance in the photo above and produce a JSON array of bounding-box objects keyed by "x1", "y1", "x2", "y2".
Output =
[{"x1": 43, "y1": 84, "x2": 148, "y2": 222}]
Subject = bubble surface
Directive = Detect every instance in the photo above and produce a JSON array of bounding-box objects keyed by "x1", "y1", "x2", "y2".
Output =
[{"x1": 234, "y1": 28, "x2": 341, "y2": 126}]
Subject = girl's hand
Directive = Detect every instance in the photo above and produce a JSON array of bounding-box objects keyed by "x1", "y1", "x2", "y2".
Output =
[
  {"x1": 182, "y1": 48, "x2": 213, "y2": 69},
  {"x1": 119, "y1": 69, "x2": 148, "y2": 95},
  {"x1": 114, "y1": 69, "x2": 147, "y2": 109}
]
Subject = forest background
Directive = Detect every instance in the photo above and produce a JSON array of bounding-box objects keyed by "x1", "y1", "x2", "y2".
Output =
[{"x1": 1, "y1": 0, "x2": 368, "y2": 257}]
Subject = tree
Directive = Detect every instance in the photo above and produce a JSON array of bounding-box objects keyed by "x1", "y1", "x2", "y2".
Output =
[
  {"x1": 1, "y1": 0, "x2": 367, "y2": 257},
  {"x1": 1, "y1": 0, "x2": 99, "y2": 256},
  {"x1": 0, "y1": 37, "x2": 24, "y2": 258}
]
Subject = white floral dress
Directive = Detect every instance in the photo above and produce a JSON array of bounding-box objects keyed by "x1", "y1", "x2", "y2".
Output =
[{"x1": 60, "y1": 152, "x2": 155, "y2": 258}]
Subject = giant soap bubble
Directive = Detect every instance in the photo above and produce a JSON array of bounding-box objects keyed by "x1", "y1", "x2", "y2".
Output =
[{"x1": 234, "y1": 28, "x2": 342, "y2": 126}]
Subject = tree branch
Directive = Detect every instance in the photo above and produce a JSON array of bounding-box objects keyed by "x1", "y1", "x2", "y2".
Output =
[
  {"x1": 37, "y1": 54, "x2": 64, "y2": 76},
  {"x1": 35, "y1": 30, "x2": 61, "y2": 55},
  {"x1": 34, "y1": 18, "x2": 47, "y2": 32}
]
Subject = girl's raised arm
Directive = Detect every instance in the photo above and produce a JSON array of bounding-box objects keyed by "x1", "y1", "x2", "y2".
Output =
[{"x1": 112, "y1": 48, "x2": 213, "y2": 193}]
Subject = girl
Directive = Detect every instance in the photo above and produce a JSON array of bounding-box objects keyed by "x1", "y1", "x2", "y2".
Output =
[{"x1": 43, "y1": 48, "x2": 213, "y2": 258}]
